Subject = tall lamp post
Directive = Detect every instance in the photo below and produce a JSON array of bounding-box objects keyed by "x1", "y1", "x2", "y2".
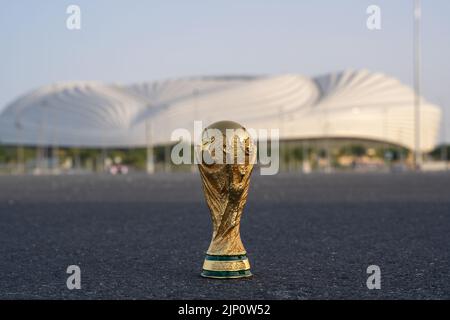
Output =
[
  {"x1": 145, "y1": 114, "x2": 155, "y2": 174},
  {"x1": 15, "y1": 114, "x2": 24, "y2": 174},
  {"x1": 442, "y1": 105, "x2": 448, "y2": 171},
  {"x1": 413, "y1": 0, "x2": 422, "y2": 170}
]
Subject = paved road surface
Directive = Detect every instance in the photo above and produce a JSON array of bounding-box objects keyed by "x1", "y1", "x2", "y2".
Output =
[{"x1": 0, "y1": 172, "x2": 449, "y2": 299}]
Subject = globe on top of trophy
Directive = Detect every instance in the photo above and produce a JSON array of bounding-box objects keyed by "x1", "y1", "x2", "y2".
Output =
[{"x1": 197, "y1": 120, "x2": 256, "y2": 279}]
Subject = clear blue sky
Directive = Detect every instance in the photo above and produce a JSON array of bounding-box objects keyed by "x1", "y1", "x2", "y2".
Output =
[{"x1": 1, "y1": 0, "x2": 449, "y2": 141}]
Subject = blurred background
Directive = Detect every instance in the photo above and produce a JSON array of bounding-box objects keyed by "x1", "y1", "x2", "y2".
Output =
[
  {"x1": 1, "y1": 0, "x2": 450, "y2": 301},
  {"x1": 0, "y1": 0, "x2": 449, "y2": 175}
]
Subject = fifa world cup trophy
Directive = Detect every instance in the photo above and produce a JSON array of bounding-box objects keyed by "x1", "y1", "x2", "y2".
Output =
[{"x1": 198, "y1": 121, "x2": 256, "y2": 279}]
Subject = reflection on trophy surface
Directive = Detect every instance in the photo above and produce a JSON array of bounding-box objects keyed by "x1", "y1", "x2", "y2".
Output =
[{"x1": 198, "y1": 120, "x2": 256, "y2": 279}]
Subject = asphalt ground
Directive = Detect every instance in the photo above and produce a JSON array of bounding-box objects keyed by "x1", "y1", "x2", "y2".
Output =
[{"x1": 0, "y1": 172, "x2": 449, "y2": 299}]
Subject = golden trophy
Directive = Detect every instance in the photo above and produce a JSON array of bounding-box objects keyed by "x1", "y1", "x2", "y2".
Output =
[{"x1": 197, "y1": 120, "x2": 256, "y2": 279}]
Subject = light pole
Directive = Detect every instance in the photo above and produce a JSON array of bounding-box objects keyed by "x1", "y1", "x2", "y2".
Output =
[
  {"x1": 442, "y1": 105, "x2": 448, "y2": 171},
  {"x1": 36, "y1": 100, "x2": 48, "y2": 174},
  {"x1": 413, "y1": 0, "x2": 422, "y2": 170},
  {"x1": 145, "y1": 114, "x2": 155, "y2": 174},
  {"x1": 192, "y1": 89, "x2": 199, "y2": 173},
  {"x1": 322, "y1": 105, "x2": 331, "y2": 172},
  {"x1": 15, "y1": 115, "x2": 24, "y2": 174}
]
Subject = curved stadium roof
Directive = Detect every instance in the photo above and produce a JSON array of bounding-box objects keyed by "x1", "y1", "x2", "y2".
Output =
[{"x1": 0, "y1": 70, "x2": 441, "y2": 151}]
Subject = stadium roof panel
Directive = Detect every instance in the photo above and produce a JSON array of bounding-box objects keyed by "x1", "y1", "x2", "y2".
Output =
[{"x1": 0, "y1": 70, "x2": 441, "y2": 151}]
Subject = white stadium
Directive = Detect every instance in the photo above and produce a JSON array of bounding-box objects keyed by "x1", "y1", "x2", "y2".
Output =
[{"x1": 0, "y1": 69, "x2": 441, "y2": 152}]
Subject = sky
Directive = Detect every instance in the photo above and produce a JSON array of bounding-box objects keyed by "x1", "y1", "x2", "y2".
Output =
[{"x1": 1, "y1": 0, "x2": 449, "y2": 142}]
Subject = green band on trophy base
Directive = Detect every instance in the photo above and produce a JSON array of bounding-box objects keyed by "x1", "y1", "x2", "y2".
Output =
[
  {"x1": 201, "y1": 269, "x2": 252, "y2": 279},
  {"x1": 201, "y1": 254, "x2": 252, "y2": 279}
]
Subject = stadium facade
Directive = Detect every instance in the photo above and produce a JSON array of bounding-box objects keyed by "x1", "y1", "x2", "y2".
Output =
[{"x1": 0, "y1": 70, "x2": 441, "y2": 152}]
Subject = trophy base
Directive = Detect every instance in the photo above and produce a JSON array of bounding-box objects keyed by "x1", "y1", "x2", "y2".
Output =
[{"x1": 201, "y1": 254, "x2": 252, "y2": 279}]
